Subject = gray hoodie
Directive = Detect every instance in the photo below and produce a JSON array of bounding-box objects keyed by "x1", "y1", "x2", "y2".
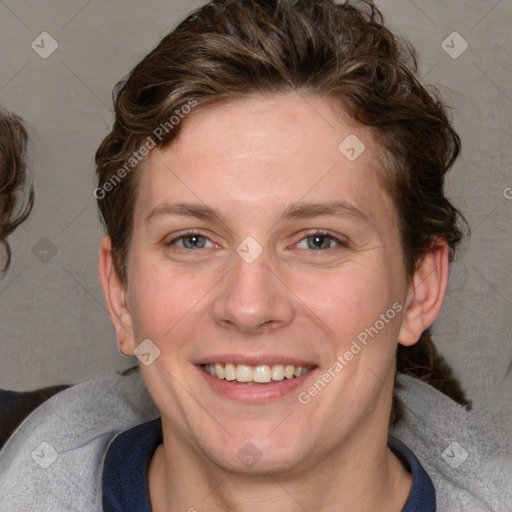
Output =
[{"x1": 0, "y1": 371, "x2": 510, "y2": 511}]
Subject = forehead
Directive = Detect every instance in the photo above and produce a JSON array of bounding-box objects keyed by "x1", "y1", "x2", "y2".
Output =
[{"x1": 134, "y1": 92, "x2": 395, "y2": 230}]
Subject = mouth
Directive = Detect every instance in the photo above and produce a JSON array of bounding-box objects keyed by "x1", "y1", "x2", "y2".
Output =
[
  {"x1": 196, "y1": 360, "x2": 318, "y2": 403},
  {"x1": 200, "y1": 363, "x2": 314, "y2": 384}
]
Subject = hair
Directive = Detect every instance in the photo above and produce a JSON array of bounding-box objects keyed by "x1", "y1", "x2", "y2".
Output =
[
  {"x1": 96, "y1": 0, "x2": 471, "y2": 422},
  {"x1": 0, "y1": 108, "x2": 34, "y2": 274}
]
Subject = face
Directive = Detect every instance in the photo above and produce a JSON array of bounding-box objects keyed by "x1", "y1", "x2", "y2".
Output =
[{"x1": 104, "y1": 92, "x2": 429, "y2": 475}]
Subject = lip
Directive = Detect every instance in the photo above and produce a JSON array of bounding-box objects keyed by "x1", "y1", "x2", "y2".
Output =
[
  {"x1": 193, "y1": 354, "x2": 317, "y2": 367},
  {"x1": 196, "y1": 363, "x2": 318, "y2": 403}
]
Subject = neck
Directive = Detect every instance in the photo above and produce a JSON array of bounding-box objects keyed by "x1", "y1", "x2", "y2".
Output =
[{"x1": 149, "y1": 417, "x2": 412, "y2": 512}]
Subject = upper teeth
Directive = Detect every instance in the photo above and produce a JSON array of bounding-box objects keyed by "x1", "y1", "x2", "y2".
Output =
[{"x1": 203, "y1": 363, "x2": 311, "y2": 383}]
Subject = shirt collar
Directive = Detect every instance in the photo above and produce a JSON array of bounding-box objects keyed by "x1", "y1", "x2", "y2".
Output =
[{"x1": 103, "y1": 420, "x2": 436, "y2": 512}]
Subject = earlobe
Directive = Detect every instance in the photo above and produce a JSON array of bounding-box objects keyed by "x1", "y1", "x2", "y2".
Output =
[
  {"x1": 98, "y1": 236, "x2": 135, "y2": 356},
  {"x1": 398, "y1": 239, "x2": 449, "y2": 347}
]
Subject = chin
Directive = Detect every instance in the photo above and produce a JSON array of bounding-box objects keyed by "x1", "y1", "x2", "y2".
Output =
[{"x1": 197, "y1": 427, "x2": 310, "y2": 474}]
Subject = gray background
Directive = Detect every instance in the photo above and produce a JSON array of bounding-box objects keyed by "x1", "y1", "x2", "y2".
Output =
[{"x1": 0, "y1": 0, "x2": 510, "y2": 416}]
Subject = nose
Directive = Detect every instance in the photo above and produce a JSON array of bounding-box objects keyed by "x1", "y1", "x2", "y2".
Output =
[{"x1": 213, "y1": 252, "x2": 295, "y2": 335}]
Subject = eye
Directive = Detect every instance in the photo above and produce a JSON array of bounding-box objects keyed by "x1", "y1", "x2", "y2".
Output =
[
  {"x1": 295, "y1": 231, "x2": 347, "y2": 251},
  {"x1": 166, "y1": 232, "x2": 216, "y2": 250}
]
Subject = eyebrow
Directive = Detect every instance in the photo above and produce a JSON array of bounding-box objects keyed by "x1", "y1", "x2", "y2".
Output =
[
  {"x1": 145, "y1": 203, "x2": 224, "y2": 224},
  {"x1": 280, "y1": 201, "x2": 372, "y2": 224},
  {"x1": 144, "y1": 200, "x2": 372, "y2": 226}
]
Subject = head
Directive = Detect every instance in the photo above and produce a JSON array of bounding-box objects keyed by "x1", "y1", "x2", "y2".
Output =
[
  {"x1": 97, "y1": 0, "x2": 467, "y2": 473},
  {"x1": 0, "y1": 108, "x2": 33, "y2": 274}
]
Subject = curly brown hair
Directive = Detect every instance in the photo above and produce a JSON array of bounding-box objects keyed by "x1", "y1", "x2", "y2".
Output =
[
  {"x1": 0, "y1": 108, "x2": 33, "y2": 274},
  {"x1": 95, "y1": 0, "x2": 470, "y2": 421}
]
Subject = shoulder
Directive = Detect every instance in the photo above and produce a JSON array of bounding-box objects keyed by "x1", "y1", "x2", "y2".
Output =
[
  {"x1": 0, "y1": 370, "x2": 158, "y2": 511},
  {"x1": 392, "y1": 374, "x2": 512, "y2": 512}
]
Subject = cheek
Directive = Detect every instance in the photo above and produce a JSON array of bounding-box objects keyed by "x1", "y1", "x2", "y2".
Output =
[
  {"x1": 127, "y1": 260, "x2": 214, "y2": 343},
  {"x1": 294, "y1": 261, "x2": 401, "y2": 343}
]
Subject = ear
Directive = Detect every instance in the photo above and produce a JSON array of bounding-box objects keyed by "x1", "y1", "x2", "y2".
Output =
[
  {"x1": 98, "y1": 236, "x2": 135, "y2": 356},
  {"x1": 398, "y1": 239, "x2": 449, "y2": 347}
]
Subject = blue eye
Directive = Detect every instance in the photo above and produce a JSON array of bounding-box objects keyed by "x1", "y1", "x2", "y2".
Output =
[
  {"x1": 168, "y1": 233, "x2": 214, "y2": 249},
  {"x1": 296, "y1": 232, "x2": 346, "y2": 250},
  {"x1": 165, "y1": 231, "x2": 347, "y2": 252}
]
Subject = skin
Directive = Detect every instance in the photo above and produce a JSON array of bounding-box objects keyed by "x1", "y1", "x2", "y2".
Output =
[{"x1": 100, "y1": 92, "x2": 449, "y2": 511}]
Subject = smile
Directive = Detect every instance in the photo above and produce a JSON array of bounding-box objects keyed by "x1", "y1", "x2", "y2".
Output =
[{"x1": 202, "y1": 363, "x2": 313, "y2": 384}]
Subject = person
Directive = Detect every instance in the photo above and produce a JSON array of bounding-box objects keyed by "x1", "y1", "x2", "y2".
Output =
[
  {"x1": 0, "y1": 110, "x2": 70, "y2": 449},
  {"x1": 0, "y1": 1, "x2": 510, "y2": 511},
  {"x1": 0, "y1": 108, "x2": 33, "y2": 275}
]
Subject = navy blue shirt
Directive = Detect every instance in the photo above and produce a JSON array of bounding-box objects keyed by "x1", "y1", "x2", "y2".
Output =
[{"x1": 102, "y1": 419, "x2": 435, "y2": 511}]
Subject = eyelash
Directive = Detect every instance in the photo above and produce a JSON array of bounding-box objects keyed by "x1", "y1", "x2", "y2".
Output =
[
  {"x1": 165, "y1": 230, "x2": 217, "y2": 250},
  {"x1": 296, "y1": 230, "x2": 349, "y2": 251},
  {"x1": 165, "y1": 230, "x2": 348, "y2": 252}
]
